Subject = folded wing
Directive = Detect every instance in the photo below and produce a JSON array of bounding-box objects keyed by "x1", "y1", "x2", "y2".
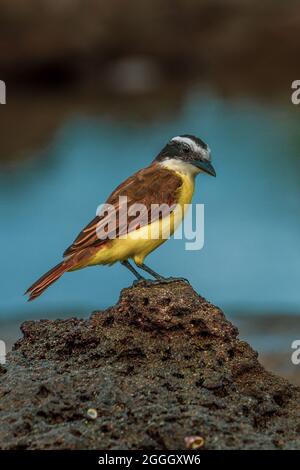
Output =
[{"x1": 63, "y1": 164, "x2": 182, "y2": 257}]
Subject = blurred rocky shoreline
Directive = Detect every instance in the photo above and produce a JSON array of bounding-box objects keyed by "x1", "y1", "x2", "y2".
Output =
[
  {"x1": 1, "y1": 0, "x2": 299, "y2": 98},
  {"x1": 1, "y1": 0, "x2": 299, "y2": 165}
]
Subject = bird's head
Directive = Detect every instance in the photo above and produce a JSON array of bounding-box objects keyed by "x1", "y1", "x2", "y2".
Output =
[{"x1": 154, "y1": 134, "x2": 216, "y2": 177}]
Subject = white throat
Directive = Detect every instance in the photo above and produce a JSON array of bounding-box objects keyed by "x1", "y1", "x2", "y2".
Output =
[{"x1": 159, "y1": 158, "x2": 200, "y2": 177}]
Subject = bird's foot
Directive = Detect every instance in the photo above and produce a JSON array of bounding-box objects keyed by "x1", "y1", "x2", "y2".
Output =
[
  {"x1": 158, "y1": 276, "x2": 190, "y2": 285},
  {"x1": 132, "y1": 278, "x2": 160, "y2": 286},
  {"x1": 132, "y1": 276, "x2": 189, "y2": 286},
  {"x1": 133, "y1": 278, "x2": 147, "y2": 286}
]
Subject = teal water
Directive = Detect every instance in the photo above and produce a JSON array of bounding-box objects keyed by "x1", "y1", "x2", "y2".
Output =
[{"x1": 1, "y1": 93, "x2": 300, "y2": 319}]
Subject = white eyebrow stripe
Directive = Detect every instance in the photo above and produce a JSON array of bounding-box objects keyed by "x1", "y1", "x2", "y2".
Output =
[
  {"x1": 171, "y1": 136, "x2": 200, "y2": 152},
  {"x1": 171, "y1": 136, "x2": 211, "y2": 161}
]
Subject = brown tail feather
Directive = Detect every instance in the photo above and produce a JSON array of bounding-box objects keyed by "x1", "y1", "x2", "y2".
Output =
[{"x1": 25, "y1": 261, "x2": 71, "y2": 301}]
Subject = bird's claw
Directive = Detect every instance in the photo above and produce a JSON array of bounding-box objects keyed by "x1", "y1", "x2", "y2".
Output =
[
  {"x1": 158, "y1": 276, "x2": 190, "y2": 285},
  {"x1": 132, "y1": 277, "x2": 190, "y2": 287}
]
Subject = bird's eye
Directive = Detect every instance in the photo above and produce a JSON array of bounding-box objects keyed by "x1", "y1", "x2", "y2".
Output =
[{"x1": 183, "y1": 145, "x2": 190, "y2": 154}]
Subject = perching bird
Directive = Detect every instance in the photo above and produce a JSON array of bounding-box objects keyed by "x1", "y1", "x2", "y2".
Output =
[{"x1": 26, "y1": 135, "x2": 216, "y2": 300}]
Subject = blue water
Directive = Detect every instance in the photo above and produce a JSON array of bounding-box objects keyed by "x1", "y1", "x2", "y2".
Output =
[{"x1": 1, "y1": 93, "x2": 300, "y2": 320}]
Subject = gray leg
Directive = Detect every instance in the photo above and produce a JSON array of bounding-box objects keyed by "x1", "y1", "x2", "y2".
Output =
[
  {"x1": 137, "y1": 262, "x2": 165, "y2": 281},
  {"x1": 137, "y1": 262, "x2": 190, "y2": 285},
  {"x1": 121, "y1": 260, "x2": 145, "y2": 281}
]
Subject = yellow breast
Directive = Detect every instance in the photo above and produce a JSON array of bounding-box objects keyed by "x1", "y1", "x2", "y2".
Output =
[
  {"x1": 176, "y1": 170, "x2": 195, "y2": 207},
  {"x1": 87, "y1": 170, "x2": 195, "y2": 267}
]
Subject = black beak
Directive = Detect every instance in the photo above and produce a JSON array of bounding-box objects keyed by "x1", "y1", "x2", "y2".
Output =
[{"x1": 191, "y1": 159, "x2": 216, "y2": 177}]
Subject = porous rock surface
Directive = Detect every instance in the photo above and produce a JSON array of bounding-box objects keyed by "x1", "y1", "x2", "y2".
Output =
[{"x1": 0, "y1": 281, "x2": 299, "y2": 450}]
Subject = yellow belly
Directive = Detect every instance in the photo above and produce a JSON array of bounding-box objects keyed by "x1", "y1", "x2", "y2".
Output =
[{"x1": 86, "y1": 171, "x2": 195, "y2": 267}]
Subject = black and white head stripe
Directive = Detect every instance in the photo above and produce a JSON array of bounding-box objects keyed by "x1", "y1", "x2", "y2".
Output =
[{"x1": 171, "y1": 135, "x2": 211, "y2": 161}]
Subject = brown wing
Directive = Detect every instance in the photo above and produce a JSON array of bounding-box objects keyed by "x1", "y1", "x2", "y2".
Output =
[{"x1": 63, "y1": 163, "x2": 182, "y2": 257}]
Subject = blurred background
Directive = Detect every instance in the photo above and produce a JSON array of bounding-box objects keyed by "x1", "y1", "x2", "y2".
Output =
[{"x1": 0, "y1": 0, "x2": 300, "y2": 383}]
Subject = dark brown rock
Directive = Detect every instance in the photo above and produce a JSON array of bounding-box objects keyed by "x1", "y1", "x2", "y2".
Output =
[{"x1": 0, "y1": 280, "x2": 299, "y2": 450}]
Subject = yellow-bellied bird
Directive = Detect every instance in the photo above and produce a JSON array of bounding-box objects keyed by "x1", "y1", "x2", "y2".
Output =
[{"x1": 26, "y1": 135, "x2": 216, "y2": 300}]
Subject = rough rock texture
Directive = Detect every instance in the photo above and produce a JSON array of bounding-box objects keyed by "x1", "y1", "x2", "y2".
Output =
[{"x1": 0, "y1": 281, "x2": 300, "y2": 450}]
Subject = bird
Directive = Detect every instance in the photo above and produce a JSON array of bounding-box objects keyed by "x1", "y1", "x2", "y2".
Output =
[{"x1": 25, "y1": 134, "x2": 216, "y2": 301}]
